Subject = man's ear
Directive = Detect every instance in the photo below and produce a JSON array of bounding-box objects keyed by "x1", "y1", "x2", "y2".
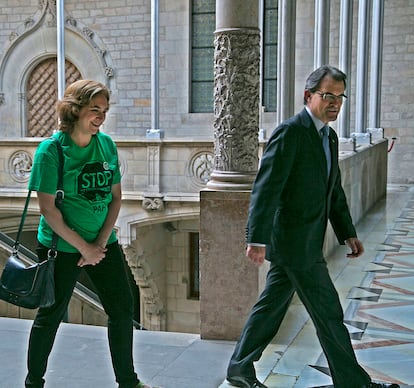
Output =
[{"x1": 304, "y1": 90, "x2": 311, "y2": 102}]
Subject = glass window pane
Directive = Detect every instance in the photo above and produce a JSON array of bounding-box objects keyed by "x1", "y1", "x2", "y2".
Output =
[
  {"x1": 263, "y1": 45, "x2": 277, "y2": 79},
  {"x1": 191, "y1": 0, "x2": 215, "y2": 113},
  {"x1": 192, "y1": 48, "x2": 214, "y2": 81},
  {"x1": 262, "y1": 79, "x2": 277, "y2": 112},
  {"x1": 193, "y1": 0, "x2": 215, "y2": 14},
  {"x1": 264, "y1": 9, "x2": 278, "y2": 44},
  {"x1": 191, "y1": 81, "x2": 214, "y2": 113},
  {"x1": 192, "y1": 14, "x2": 215, "y2": 47},
  {"x1": 265, "y1": 0, "x2": 277, "y2": 8},
  {"x1": 262, "y1": 2, "x2": 277, "y2": 112}
]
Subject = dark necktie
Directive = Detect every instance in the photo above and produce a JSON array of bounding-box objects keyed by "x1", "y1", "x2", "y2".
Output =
[{"x1": 320, "y1": 126, "x2": 331, "y2": 177}]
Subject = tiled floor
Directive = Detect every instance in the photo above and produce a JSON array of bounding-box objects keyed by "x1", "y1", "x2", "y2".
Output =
[
  {"x1": 221, "y1": 184, "x2": 414, "y2": 388},
  {"x1": 1, "y1": 185, "x2": 414, "y2": 387},
  {"x1": 294, "y1": 185, "x2": 414, "y2": 388}
]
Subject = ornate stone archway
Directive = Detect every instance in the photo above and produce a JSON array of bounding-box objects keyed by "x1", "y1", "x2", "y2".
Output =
[{"x1": 0, "y1": 0, "x2": 116, "y2": 138}]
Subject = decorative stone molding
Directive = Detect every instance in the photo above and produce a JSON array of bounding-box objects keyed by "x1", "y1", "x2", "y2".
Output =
[
  {"x1": 122, "y1": 244, "x2": 166, "y2": 331},
  {"x1": 104, "y1": 67, "x2": 114, "y2": 78},
  {"x1": 24, "y1": 18, "x2": 36, "y2": 30},
  {"x1": 0, "y1": 0, "x2": 114, "y2": 88},
  {"x1": 118, "y1": 153, "x2": 126, "y2": 177},
  {"x1": 6, "y1": 1, "x2": 55, "y2": 47},
  {"x1": 0, "y1": 0, "x2": 117, "y2": 136},
  {"x1": 9, "y1": 150, "x2": 33, "y2": 182},
  {"x1": 147, "y1": 145, "x2": 160, "y2": 192},
  {"x1": 188, "y1": 151, "x2": 214, "y2": 186},
  {"x1": 78, "y1": 26, "x2": 114, "y2": 80},
  {"x1": 8, "y1": 32, "x2": 18, "y2": 42},
  {"x1": 142, "y1": 196, "x2": 164, "y2": 211}
]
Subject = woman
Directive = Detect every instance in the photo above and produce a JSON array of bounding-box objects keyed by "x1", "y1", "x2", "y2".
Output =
[{"x1": 25, "y1": 80, "x2": 150, "y2": 388}]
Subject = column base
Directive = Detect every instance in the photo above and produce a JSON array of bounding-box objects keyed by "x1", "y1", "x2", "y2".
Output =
[{"x1": 206, "y1": 171, "x2": 256, "y2": 191}]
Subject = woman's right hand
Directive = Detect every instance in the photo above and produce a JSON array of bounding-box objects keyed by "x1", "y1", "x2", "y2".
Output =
[{"x1": 77, "y1": 243, "x2": 107, "y2": 267}]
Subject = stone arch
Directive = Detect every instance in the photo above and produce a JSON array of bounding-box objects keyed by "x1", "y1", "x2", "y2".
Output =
[
  {"x1": 0, "y1": 1, "x2": 116, "y2": 138},
  {"x1": 117, "y1": 203, "x2": 200, "y2": 331}
]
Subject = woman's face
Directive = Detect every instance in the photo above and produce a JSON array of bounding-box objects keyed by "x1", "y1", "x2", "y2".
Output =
[{"x1": 75, "y1": 93, "x2": 109, "y2": 135}]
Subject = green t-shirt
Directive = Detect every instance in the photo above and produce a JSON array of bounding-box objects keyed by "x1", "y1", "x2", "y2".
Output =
[{"x1": 29, "y1": 131, "x2": 121, "y2": 253}]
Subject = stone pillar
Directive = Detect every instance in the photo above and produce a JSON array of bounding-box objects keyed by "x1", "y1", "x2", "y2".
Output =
[
  {"x1": 368, "y1": 0, "x2": 384, "y2": 129},
  {"x1": 200, "y1": 0, "x2": 261, "y2": 340},
  {"x1": 338, "y1": 0, "x2": 353, "y2": 138},
  {"x1": 314, "y1": 0, "x2": 330, "y2": 68},
  {"x1": 277, "y1": 0, "x2": 296, "y2": 124},
  {"x1": 207, "y1": 0, "x2": 260, "y2": 191},
  {"x1": 355, "y1": 1, "x2": 370, "y2": 133}
]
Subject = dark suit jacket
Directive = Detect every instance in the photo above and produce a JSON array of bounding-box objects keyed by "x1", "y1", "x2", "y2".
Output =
[{"x1": 246, "y1": 108, "x2": 356, "y2": 269}]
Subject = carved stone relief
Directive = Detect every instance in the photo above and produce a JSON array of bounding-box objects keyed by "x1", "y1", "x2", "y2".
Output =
[
  {"x1": 146, "y1": 145, "x2": 160, "y2": 193},
  {"x1": 0, "y1": 0, "x2": 117, "y2": 136},
  {"x1": 122, "y1": 244, "x2": 166, "y2": 331},
  {"x1": 142, "y1": 196, "x2": 164, "y2": 211},
  {"x1": 9, "y1": 150, "x2": 33, "y2": 182},
  {"x1": 213, "y1": 29, "x2": 260, "y2": 174},
  {"x1": 188, "y1": 151, "x2": 214, "y2": 186}
]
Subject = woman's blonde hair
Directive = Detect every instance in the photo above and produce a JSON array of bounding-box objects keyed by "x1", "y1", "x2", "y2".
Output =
[{"x1": 57, "y1": 79, "x2": 110, "y2": 133}]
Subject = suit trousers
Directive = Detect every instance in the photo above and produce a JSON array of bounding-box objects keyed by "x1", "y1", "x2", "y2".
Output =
[
  {"x1": 25, "y1": 242, "x2": 140, "y2": 388},
  {"x1": 227, "y1": 260, "x2": 371, "y2": 388}
]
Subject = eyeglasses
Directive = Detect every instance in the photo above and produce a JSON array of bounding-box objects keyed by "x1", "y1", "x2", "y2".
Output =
[{"x1": 315, "y1": 91, "x2": 347, "y2": 103}]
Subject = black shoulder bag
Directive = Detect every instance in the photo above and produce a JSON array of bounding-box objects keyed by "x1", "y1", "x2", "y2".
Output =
[{"x1": 0, "y1": 138, "x2": 64, "y2": 309}]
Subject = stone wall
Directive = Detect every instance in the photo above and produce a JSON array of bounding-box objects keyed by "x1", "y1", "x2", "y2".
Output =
[
  {"x1": 0, "y1": 1, "x2": 411, "y2": 178},
  {"x1": 380, "y1": 2, "x2": 414, "y2": 184}
]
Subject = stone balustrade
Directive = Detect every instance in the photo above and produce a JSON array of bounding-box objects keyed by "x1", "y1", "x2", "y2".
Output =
[{"x1": 0, "y1": 137, "x2": 388, "y2": 334}]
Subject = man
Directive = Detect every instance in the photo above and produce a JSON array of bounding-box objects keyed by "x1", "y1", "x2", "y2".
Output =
[{"x1": 226, "y1": 65, "x2": 399, "y2": 388}]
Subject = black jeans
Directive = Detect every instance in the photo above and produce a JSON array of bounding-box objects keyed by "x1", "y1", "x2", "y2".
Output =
[{"x1": 25, "y1": 242, "x2": 140, "y2": 388}]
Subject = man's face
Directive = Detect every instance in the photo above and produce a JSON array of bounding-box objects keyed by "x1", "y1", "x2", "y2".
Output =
[{"x1": 304, "y1": 76, "x2": 346, "y2": 124}]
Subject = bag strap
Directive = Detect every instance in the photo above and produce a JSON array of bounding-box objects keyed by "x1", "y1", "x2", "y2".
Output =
[
  {"x1": 13, "y1": 190, "x2": 31, "y2": 253},
  {"x1": 13, "y1": 137, "x2": 65, "y2": 256},
  {"x1": 49, "y1": 137, "x2": 64, "y2": 256}
]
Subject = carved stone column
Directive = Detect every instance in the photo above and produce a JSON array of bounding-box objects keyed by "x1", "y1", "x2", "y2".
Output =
[
  {"x1": 207, "y1": 0, "x2": 260, "y2": 191},
  {"x1": 200, "y1": 0, "x2": 261, "y2": 340}
]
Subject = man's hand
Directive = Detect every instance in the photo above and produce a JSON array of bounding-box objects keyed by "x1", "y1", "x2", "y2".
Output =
[
  {"x1": 345, "y1": 237, "x2": 364, "y2": 258},
  {"x1": 246, "y1": 245, "x2": 266, "y2": 266}
]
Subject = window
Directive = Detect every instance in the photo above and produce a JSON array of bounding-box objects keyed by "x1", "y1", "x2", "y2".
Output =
[
  {"x1": 262, "y1": 0, "x2": 278, "y2": 112},
  {"x1": 191, "y1": 0, "x2": 215, "y2": 113},
  {"x1": 189, "y1": 232, "x2": 200, "y2": 299},
  {"x1": 27, "y1": 58, "x2": 81, "y2": 137},
  {"x1": 190, "y1": 0, "x2": 277, "y2": 113}
]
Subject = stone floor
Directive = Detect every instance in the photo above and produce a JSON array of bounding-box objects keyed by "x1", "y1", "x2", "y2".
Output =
[
  {"x1": 221, "y1": 184, "x2": 414, "y2": 388},
  {"x1": 1, "y1": 184, "x2": 413, "y2": 387}
]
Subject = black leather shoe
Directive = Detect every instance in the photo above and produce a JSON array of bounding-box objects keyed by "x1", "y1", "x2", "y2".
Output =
[
  {"x1": 367, "y1": 382, "x2": 400, "y2": 388},
  {"x1": 227, "y1": 375, "x2": 267, "y2": 388}
]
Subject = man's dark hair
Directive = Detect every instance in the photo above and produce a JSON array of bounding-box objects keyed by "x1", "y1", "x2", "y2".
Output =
[{"x1": 303, "y1": 65, "x2": 347, "y2": 104}]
